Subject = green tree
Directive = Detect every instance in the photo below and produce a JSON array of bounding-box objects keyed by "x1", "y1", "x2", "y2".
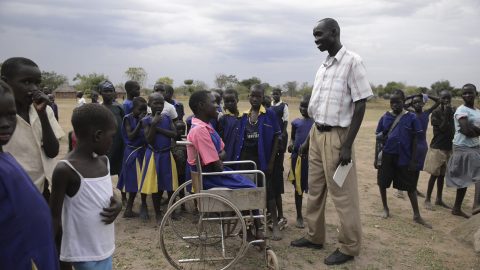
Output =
[
  {"x1": 430, "y1": 80, "x2": 454, "y2": 96},
  {"x1": 124, "y1": 67, "x2": 147, "y2": 87},
  {"x1": 283, "y1": 81, "x2": 298, "y2": 97},
  {"x1": 73, "y1": 73, "x2": 108, "y2": 97},
  {"x1": 214, "y1": 74, "x2": 238, "y2": 89},
  {"x1": 383, "y1": 81, "x2": 406, "y2": 97},
  {"x1": 298, "y1": 82, "x2": 313, "y2": 97},
  {"x1": 40, "y1": 71, "x2": 68, "y2": 92},
  {"x1": 239, "y1": 77, "x2": 262, "y2": 90},
  {"x1": 156, "y1": 76, "x2": 174, "y2": 86},
  {"x1": 183, "y1": 79, "x2": 194, "y2": 95}
]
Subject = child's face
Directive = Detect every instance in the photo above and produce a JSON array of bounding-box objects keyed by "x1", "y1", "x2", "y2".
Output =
[
  {"x1": 94, "y1": 123, "x2": 117, "y2": 156},
  {"x1": 272, "y1": 90, "x2": 281, "y2": 103},
  {"x1": 130, "y1": 84, "x2": 140, "y2": 98},
  {"x1": 249, "y1": 89, "x2": 264, "y2": 108},
  {"x1": 149, "y1": 96, "x2": 165, "y2": 115},
  {"x1": 390, "y1": 95, "x2": 404, "y2": 114},
  {"x1": 462, "y1": 86, "x2": 477, "y2": 106},
  {"x1": 440, "y1": 91, "x2": 452, "y2": 106},
  {"x1": 299, "y1": 101, "x2": 309, "y2": 118},
  {"x1": 263, "y1": 96, "x2": 272, "y2": 108},
  {"x1": 132, "y1": 102, "x2": 147, "y2": 118},
  {"x1": 412, "y1": 96, "x2": 424, "y2": 112},
  {"x1": 91, "y1": 93, "x2": 99, "y2": 102},
  {"x1": 0, "y1": 92, "x2": 17, "y2": 146},
  {"x1": 48, "y1": 94, "x2": 55, "y2": 103},
  {"x1": 204, "y1": 93, "x2": 219, "y2": 119},
  {"x1": 101, "y1": 88, "x2": 116, "y2": 104},
  {"x1": 223, "y1": 93, "x2": 238, "y2": 112},
  {"x1": 5, "y1": 64, "x2": 42, "y2": 107}
]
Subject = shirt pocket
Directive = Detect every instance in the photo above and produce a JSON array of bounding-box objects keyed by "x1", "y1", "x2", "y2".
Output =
[{"x1": 329, "y1": 79, "x2": 347, "y2": 103}]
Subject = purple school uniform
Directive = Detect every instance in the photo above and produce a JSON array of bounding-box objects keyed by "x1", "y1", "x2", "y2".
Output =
[
  {"x1": 218, "y1": 112, "x2": 240, "y2": 161},
  {"x1": 415, "y1": 111, "x2": 431, "y2": 170},
  {"x1": 0, "y1": 153, "x2": 59, "y2": 270},
  {"x1": 376, "y1": 111, "x2": 423, "y2": 167},
  {"x1": 123, "y1": 99, "x2": 134, "y2": 115},
  {"x1": 291, "y1": 118, "x2": 314, "y2": 193}
]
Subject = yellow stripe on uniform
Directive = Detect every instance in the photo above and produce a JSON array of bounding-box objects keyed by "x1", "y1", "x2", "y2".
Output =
[
  {"x1": 288, "y1": 157, "x2": 303, "y2": 196},
  {"x1": 170, "y1": 152, "x2": 178, "y2": 190},
  {"x1": 140, "y1": 154, "x2": 159, "y2": 194}
]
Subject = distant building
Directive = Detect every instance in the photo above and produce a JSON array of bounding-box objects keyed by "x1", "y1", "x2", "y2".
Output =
[{"x1": 53, "y1": 84, "x2": 76, "y2": 99}]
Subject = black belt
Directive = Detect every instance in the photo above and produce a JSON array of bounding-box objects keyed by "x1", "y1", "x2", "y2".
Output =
[{"x1": 315, "y1": 123, "x2": 337, "y2": 132}]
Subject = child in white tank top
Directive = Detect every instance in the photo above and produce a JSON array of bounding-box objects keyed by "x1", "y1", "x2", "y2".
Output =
[{"x1": 50, "y1": 104, "x2": 122, "y2": 269}]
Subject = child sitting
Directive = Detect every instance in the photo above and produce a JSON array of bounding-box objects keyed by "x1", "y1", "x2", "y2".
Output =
[
  {"x1": 139, "y1": 92, "x2": 178, "y2": 223},
  {"x1": 217, "y1": 88, "x2": 241, "y2": 161},
  {"x1": 376, "y1": 89, "x2": 431, "y2": 228},
  {"x1": 288, "y1": 95, "x2": 313, "y2": 229},
  {"x1": 50, "y1": 103, "x2": 122, "y2": 269},
  {"x1": 117, "y1": 97, "x2": 148, "y2": 218},
  {"x1": 0, "y1": 80, "x2": 59, "y2": 270}
]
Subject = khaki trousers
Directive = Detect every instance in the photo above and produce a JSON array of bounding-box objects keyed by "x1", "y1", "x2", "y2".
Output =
[{"x1": 305, "y1": 126, "x2": 362, "y2": 256}]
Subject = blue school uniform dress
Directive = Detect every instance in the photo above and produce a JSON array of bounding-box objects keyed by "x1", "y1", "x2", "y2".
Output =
[
  {"x1": 117, "y1": 113, "x2": 146, "y2": 193},
  {"x1": 187, "y1": 117, "x2": 255, "y2": 190},
  {"x1": 0, "y1": 152, "x2": 59, "y2": 270},
  {"x1": 171, "y1": 99, "x2": 185, "y2": 121},
  {"x1": 415, "y1": 111, "x2": 431, "y2": 170},
  {"x1": 123, "y1": 99, "x2": 134, "y2": 115},
  {"x1": 139, "y1": 115, "x2": 178, "y2": 194},
  {"x1": 218, "y1": 110, "x2": 240, "y2": 161},
  {"x1": 288, "y1": 118, "x2": 314, "y2": 195}
]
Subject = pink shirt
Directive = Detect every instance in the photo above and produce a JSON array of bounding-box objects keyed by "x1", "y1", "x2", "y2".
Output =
[{"x1": 187, "y1": 117, "x2": 224, "y2": 166}]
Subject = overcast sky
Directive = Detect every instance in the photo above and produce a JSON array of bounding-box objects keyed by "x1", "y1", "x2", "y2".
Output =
[{"x1": 1, "y1": 0, "x2": 479, "y2": 89}]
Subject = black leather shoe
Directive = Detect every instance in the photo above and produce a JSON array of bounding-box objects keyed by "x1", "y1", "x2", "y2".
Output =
[
  {"x1": 290, "y1": 237, "x2": 323, "y2": 249},
  {"x1": 324, "y1": 248, "x2": 354, "y2": 265}
]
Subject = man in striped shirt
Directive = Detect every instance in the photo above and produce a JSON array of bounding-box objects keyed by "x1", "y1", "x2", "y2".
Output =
[{"x1": 291, "y1": 18, "x2": 373, "y2": 266}]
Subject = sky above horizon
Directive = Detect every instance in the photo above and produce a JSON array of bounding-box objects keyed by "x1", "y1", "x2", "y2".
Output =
[{"x1": 1, "y1": 0, "x2": 479, "y2": 90}]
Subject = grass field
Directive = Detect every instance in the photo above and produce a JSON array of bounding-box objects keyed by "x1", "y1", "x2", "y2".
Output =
[{"x1": 55, "y1": 97, "x2": 479, "y2": 270}]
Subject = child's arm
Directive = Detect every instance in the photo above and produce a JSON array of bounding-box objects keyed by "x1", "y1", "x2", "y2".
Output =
[
  {"x1": 288, "y1": 123, "x2": 297, "y2": 153},
  {"x1": 409, "y1": 133, "x2": 418, "y2": 171},
  {"x1": 267, "y1": 135, "x2": 280, "y2": 175},
  {"x1": 100, "y1": 195, "x2": 122, "y2": 224},
  {"x1": 458, "y1": 117, "x2": 480, "y2": 137},
  {"x1": 125, "y1": 117, "x2": 143, "y2": 140},
  {"x1": 49, "y1": 163, "x2": 76, "y2": 241},
  {"x1": 32, "y1": 90, "x2": 59, "y2": 158},
  {"x1": 425, "y1": 95, "x2": 440, "y2": 114}
]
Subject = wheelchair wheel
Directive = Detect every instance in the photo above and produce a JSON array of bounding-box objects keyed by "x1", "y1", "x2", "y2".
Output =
[
  {"x1": 167, "y1": 180, "x2": 192, "y2": 209},
  {"x1": 159, "y1": 193, "x2": 247, "y2": 270},
  {"x1": 266, "y1": 249, "x2": 279, "y2": 270}
]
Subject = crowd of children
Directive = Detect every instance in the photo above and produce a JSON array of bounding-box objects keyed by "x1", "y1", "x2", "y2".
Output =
[{"x1": 2, "y1": 56, "x2": 480, "y2": 269}]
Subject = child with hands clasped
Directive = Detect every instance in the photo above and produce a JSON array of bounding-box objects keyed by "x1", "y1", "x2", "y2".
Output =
[
  {"x1": 375, "y1": 90, "x2": 431, "y2": 228},
  {"x1": 50, "y1": 103, "x2": 123, "y2": 269}
]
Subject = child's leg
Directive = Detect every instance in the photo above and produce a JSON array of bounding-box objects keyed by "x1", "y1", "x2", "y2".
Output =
[
  {"x1": 379, "y1": 187, "x2": 389, "y2": 218},
  {"x1": 452, "y1": 187, "x2": 470, "y2": 218},
  {"x1": 407, "y1": 190, "x2": 432, "y2": 228},
  {"x1": 123, "y1": 192, "x2": 139, "y2": 218},
  {"x1": 424, "y1": 175, "x2": 437, "y2": 210},
  {"x1": 434, "y1": 175, "x2": 450, "y2": 208},
  {"x1": 276, "y1": 194, "x2": 287, "y2": 230},
  {"x1": 121, "y1": 191, "x2": 127, "y2": 206},
  {"x1": 294, "y1": 192, "x2": 304, "y2": 228},
  {"x1": 152, "y1": 192, "x2": 163, "y2": 223},
  {"x1": 268, "y1": 199, "x2": 281, "y2": 240},
  {"x1": 140, "y1": 193, "x2": 149, "y2": 220}
]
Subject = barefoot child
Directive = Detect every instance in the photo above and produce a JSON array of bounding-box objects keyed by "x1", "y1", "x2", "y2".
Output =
[
  {"x1": 50, "y1": 103, "x2": 122, "y2": 269},
  {"x1": 117, "y1": 97, "x2": 148, "y2": 218},
  {"x1": 446, "y1": 84, "x2": 480, "y2": 217},
  {"x1": 288, "y1": 95, "x2": 313, "y2": 229},
  {"x1": 218, "y1": 88, "x2": 241, "y2": 161},
  {"x1": 0, "y1": 81, "x2": 59, "y2": 270},
  {"x1": 235, "y1": 84, "x2": 282, "y2": 240},
  {"x1": 123, "y1": 80, "x2": 141, "y2": 115},
  {"x1": 139, "y1": 92, "x2": 178, "y2": 223},
  {"x1": 423, "y1": 90, "x2": 455, "y2": 210},
  {"x1": 376, "y1": 90, "x2": 431, "y2": 228},
  {"x1": 1, "y1": 57, "x2": 64, "y2": 200}
]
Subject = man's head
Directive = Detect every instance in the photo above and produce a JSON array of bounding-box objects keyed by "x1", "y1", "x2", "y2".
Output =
[
  {"x1": 148, "y1": 92, "x2": 165, "y2": 115},
  {"x1": 189, "y1": 90, "x2": 217, "y2": 120},
  {"x1": 125, "y1": 80, "x2": 140, "y2": 99},
  {"x1": 223, "y1": 88, "x2": 239, "y2": 113},
  {"x1": 0, "y1": 80, "x2": 17, "y2": 148},
  {"x1": 1, "y1": 57, "x2": 41, "y2": 108},
  {"x1": 98, "y1": 80, "x2": 116, "y2": 105},
  {"x1": 313, "y1": 18, "x2": 341, "y2": 53},
  {"x1": 71, "y1": 103, "x2": 117, "y2": 155},
  {"x1": 132, "y1": 97, "x2": 147, "y2": 118},
  {"x1": 249, "y1": 84, "x2": 266, "y2": 109},
  {"x1": 272, "y1": 88, "x2": 282, "y2": 103},
  {"x1": 389, "y1": 89, "x2": 405, "y2": 115}
]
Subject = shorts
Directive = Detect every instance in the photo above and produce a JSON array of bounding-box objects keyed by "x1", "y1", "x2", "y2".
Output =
[
  {"x1": 423, "y1": 148, "x2": 452, "y2": 176},
  {"x1": 71, "y1": 256, "x2": 112, "y2": 270},
  {"x1": 377, "y1": 153, "x2": 418, "y2": 192}
]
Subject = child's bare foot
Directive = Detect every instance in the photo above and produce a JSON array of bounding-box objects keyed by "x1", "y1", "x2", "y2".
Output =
[
  {"x1": 155, "y1": 212, "x2": 164, "y2": 225},
  {"x1": 123, "y1": 209, "x2": 140, "y2": 218},
  {"x1": 296, "y1": 217, "x2": 305, "y2": 228},
  {"x1": 413, "y1": 216, "x2": 432, "y2": 229},
  {"x1": 381, "y1": 208, "x2": 390, "y2": 219},
  {"x1": 452, "y1": 209, "x2": 470, "y2": 218},
  {"x1": 270, "y1": 225, "x2": 282, "y2": 241},
  {"x1": 435, "y1": 200, "x2": 451, "y2": 209},
  {"x1": 139, "y1": 205, "x2": 149, "y2": 221},
  {"x1": 424, "y1": 200, "x2": 435, "y2": 211}
]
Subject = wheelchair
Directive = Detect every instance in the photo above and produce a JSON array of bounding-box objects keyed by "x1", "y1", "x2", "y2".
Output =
[{"x1": 158, "y1": 140, "x2": 279, "y2": 269}]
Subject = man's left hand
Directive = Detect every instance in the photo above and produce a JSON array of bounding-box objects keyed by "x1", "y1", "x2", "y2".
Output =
[{"x1": 338, "y1": 146, "x2": 352, "y2": 166}]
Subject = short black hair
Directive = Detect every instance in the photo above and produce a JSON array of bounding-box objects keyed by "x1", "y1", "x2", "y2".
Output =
[
  {"x1": 153, "y1": 83, "x2": 165, "y2": 92},
  {"x1": 148, "y1": 92, "x2": 164, "y2": 103},
  {"x1": 272, "y1": 88, "x2": 282, "y2": 94},
  {"x1": 125, "y1": 80, "x2": 139, "y2": 93},
  {"x1": 164, "y1": 84, "x2": 174, "y2": 95},
  {"x1": 132, "y1": 96, "x2": 147, "y2": 108},
  {"x1": 317, "y1": 18, "x2": 340, "y2": 35},
  {"x1": 251, "y1": 83, "x2": 266, "y2": 95},
  {"x1": 391, "y1": 89, "x2": 405, "y2": 100},
  {"x1": 1, "y1": 57, "x2": 38, "y2": 79},
  {"x1": 463, "y1": 83, "x2": 477, "y2": 91},
  {"x1": 213, "y1": 88, "x2": 223, "y2": 97},
  {"x1": 0, "y1": 80, "x2": 14, "y2": 97},
  {"x1": 224, "y1": 88, "x2": 238, "y2": 100},
  {"x1": 76, "y1": 91, "x2": 83, "y2": 98},
  {"x1": 189, "y1": 90, "x2": 211, "y2": 115},
  {"x1": 301, "y1": 94, "x2": 311, "y2": 103},
  {"x1": 71, "y1": 103, "x2": 116, "y2": 139}
]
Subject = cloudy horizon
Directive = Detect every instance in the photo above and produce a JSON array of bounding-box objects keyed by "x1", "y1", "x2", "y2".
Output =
[{"x1": 1, "y1": 0, "x2": 479, "y2": 90}]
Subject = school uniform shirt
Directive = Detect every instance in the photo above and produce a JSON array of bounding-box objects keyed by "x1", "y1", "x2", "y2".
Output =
[
  {"x1": 123, "y1": 99, "x2": 134, "y2": 115},
  {"x1": 452, "y1": 105, "x2": 480, "y2": 148},
  {"x1": 308, "y1": 46, "x2": 373, "y2": 127},
  {"x1": 4, "y1": 105, "x2": 65, "y2": 192},
  {"x1": 170, "y1": 99, "x2": 185, "y2": 121},
  {"x1": 234, "y1": 106, "x2": 281, "y2": 171},
  {"x1": 147, "y1": 102, "x2": 178, "y2": 120},
  {"x1": 430, "y1": 106, "x2": 455, "y2": 151},
  {"x1": 291, "y1": 117, "x2": 314, "y2": 154},
  {"x1": 271, "y1": 100, "x2": 289, "y2": 122},
  {"x1": 218, "y1": 110, "x2": 240, "y2": 161},
  {"x1": 415, "y1": 111, "x2": 431, "y2": 170},
  {"x1": 376, "y1": 111, "x2": 422, "y2": 167},
  {"x1": 77, "y1": 97, "x2": 86, "y2": 107}
]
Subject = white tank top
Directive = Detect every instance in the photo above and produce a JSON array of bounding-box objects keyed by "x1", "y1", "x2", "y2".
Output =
[{"x1": 59, "y1": 158, "x2": 115, "y2": 262}]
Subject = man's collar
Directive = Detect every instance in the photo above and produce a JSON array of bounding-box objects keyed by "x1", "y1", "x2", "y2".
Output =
[
  {"x1": 323, "y1": 46, "x2": 346, "y2": 66},
  {"x1": 243, "y1": 105, "x2": 267, "y2": 115}
]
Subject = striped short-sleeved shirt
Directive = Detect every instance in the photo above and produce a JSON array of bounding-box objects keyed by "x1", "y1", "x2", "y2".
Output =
[{"x1": 308, "y1": 46, "x2": 373, "y2": 127}]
